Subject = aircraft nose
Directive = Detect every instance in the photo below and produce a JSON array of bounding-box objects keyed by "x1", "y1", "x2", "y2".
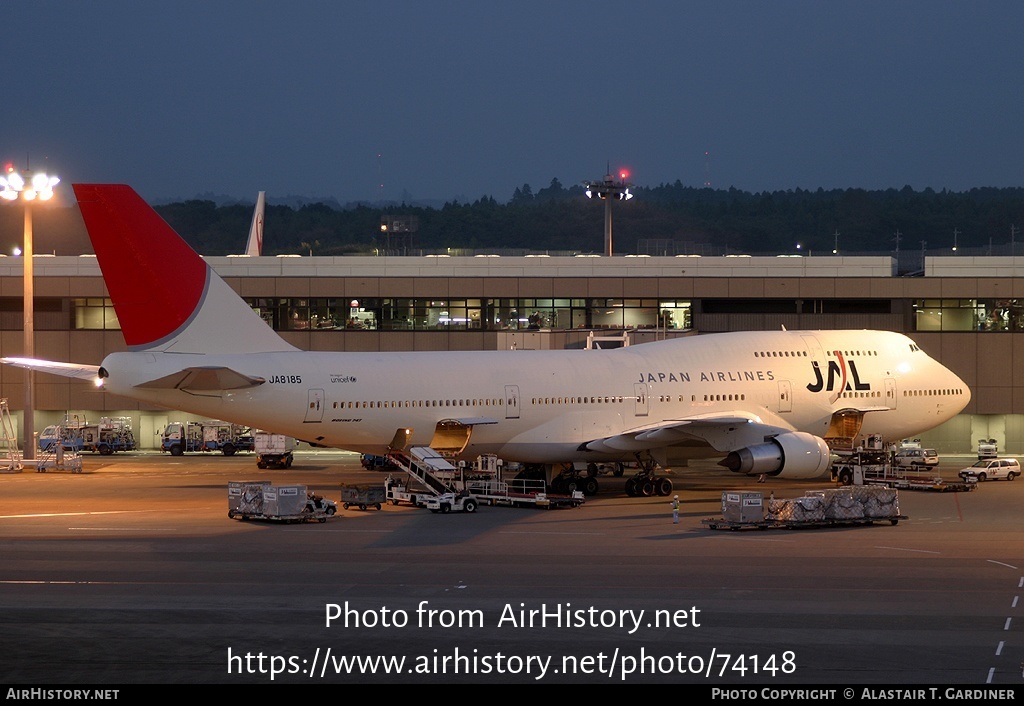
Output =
[{"x1": 959, "y1": 376, "x2": 972, "y2": 407}]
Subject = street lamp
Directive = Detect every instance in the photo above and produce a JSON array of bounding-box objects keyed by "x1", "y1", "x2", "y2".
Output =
[
  {"x1": 1, "y1": 167, "x2": 59, "y2": 462},
  {"x1": 584, "y1": 169, "x2": 633, "y2": 257}
]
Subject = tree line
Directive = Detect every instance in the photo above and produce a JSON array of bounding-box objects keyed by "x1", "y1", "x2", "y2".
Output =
[{"x1": 3, "y1": 180, "x2": 1024, "y2": 257}]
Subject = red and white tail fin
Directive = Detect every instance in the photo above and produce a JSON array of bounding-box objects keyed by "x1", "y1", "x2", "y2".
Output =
[
  {"x1": 245, "y1": 191, "x2": 265, "y2": 256},
  {"x1": 73, "y1": 184, "x2": 297, "y2": 355}
]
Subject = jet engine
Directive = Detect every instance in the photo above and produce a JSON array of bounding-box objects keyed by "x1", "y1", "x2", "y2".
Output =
[{"x1": 718, "y1": 432, "x2": 831, "y2": 479}]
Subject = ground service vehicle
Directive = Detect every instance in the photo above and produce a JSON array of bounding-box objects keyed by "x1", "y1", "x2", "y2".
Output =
[
  {"x1": 39, "y1": 418, "x2": 136, "y2": 455},
  {"x1": 255, "y1": 432, "x2": 295, "y2": 468},
  {"x1": 958, "y1": 458, "x2": 1020, "y2": 481},
  {"x1": 426, "y1": 491, "x2": 479, "y2": 514},
  {"x1": 893, "y1": 448, "x2": 939, "y2": 468},
  {"x1": 977, "y1": 439, "x2": 999, "y2": 459},
  {"x1": 361, "y1": 453, "x2": 398, "y2": 471},
  {"x1": 831, "y1": 450, "x2": 973, "y2": 492},
  {"x1": 384, "y1": 448, "x2": 583, "y2": 511},
  {"x1": 227, "y1": 481, "x2": 336, "y2": 522},
  {"x1": 162, "y1": 421, "x2": 254, "y2": 456}
]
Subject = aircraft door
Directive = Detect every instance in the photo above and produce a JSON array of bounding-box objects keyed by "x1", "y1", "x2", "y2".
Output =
[
  {"x1": 778, "y1": 380, "x2": 793, "y2": 413},
  {"x1": 800, "y1": 334, "x2": 824, "y2": 360},
  {"x1": 304, "y1": 388, "x2": 325, "y2": 423},
  {"x1": 504, "y1": 385, "x2": 520, "y2": 419},
  {"x1": 633, "y1": 382, "x2": 649, "y2": 417},
  {"x1": 884, "y1": 378, "x2": 897, "y2": 410},
  {"x1": 430, "y1": 420, "x2": 474, "y2": 457},
  {"x1": 824, "y1": 410, "x2": 864, "y2": 452}
]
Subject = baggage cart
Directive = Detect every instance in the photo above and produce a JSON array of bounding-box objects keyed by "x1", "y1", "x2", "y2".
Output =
[
  {"x1": 228, "y1": 481, "x2": 337, "y2": 522},
  {"x1": 340, "y1": 483, "x2": 386, "y2": 511}
]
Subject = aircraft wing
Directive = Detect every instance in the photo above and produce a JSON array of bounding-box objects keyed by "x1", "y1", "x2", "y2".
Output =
[
  {"x1": 0, "y1": 357, "x2": 102, "y2": 381},
  {"x1": 135, "y1": 366, "x2": 266, "y2": 391},
  {"x1": 580, "y1": 412, "x2": 794, "y2": 454}
]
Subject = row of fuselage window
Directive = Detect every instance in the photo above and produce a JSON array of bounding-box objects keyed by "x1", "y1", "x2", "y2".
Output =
[
  {"x1": 753, "y1": 350, "x2": 880, "y2": 358},
  {"x1": 330, "y1": 394, "x2": 749, "y2": 409},
  {"x1": 783, "y1": 388, "x2": 963, "y2": 399},
  {"x1": 328, "y1": 389, "x2": 960, "y2": 410},
  {"x1": 902, "y1": 388, "x2": 965, "y2": 397},
  {"x1": 332, "y1": 399, "x2": 509, "y2": 409},
  {"x1": 531, "y1": 394, "x2": 748, "y2": 404}
]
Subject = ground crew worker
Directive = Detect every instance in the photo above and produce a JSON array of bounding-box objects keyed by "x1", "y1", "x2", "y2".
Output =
[{"x1": 671, "y1": 494, "x2": 680, "y2": 524}]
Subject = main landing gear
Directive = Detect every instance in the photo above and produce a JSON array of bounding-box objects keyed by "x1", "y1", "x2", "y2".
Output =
[
  {"x1": 624, "y1": 458, "x2": 673, "y2": 497},
  {"x1": 514, "y1": 464, "x2": 600, "y2": 496},
  {"x1": 550, "y1": 465, "x2": 599, "y2": 496}
]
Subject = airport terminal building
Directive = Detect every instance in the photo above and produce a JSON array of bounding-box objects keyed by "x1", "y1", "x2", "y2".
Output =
[{"x1": 0, "y1": 253, "x2": 1019, "y2": 453}]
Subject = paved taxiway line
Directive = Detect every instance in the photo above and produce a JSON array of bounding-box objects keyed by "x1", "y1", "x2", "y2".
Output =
[
  {"x1": 500, "y1": 530, "x2": 606, "y2": 537},
  {"x1": 278, "y1": 529, "x2": 392, "y2": 533},
  {"x1": 1, "y1": 580, "x2": 140, "y2": 586},
  {"x1": 984, "y1": 568, "x2": 1022, "y2": 682},
  {"x1": 988, "y1": 560, "x2": 1019, "y2": 569},
  {"x1": 702, "y1": 534, "x2": 797, "y2": 543},
  {"x1": 0, "y1": 510, "x2": 154, "y2": 519},
  {"x1": 12, "y1": 524, "x2": 192, "y2": 532}
]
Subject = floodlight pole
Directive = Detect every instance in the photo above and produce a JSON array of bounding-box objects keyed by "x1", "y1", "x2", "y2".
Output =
[
  {"x1": 603, "y1": 196, "x2": 614, "y2": 257},
  {"x1": 23, "y1": 201, "x2": 34, "y2": 460},
  {"x1": 583, "y1": 171, "x2": 633, "y2": 257},
  {"x1": 1, "y1": 168, "x2": 59, "y2": 462}
]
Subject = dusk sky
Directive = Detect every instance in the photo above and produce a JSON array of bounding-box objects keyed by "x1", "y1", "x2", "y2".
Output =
[{"x1": 5, "y1": 1, "x2": 1024, "y2": 205}]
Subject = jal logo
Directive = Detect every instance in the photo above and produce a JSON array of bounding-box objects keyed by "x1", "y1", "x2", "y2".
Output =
[{"x1": 806, "y1": 352, "x2": 869, "y2": 403}]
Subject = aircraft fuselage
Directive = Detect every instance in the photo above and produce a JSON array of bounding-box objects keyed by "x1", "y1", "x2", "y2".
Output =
[{"x1": 100, "y1": 328, "x2": 968, "y2": 466}]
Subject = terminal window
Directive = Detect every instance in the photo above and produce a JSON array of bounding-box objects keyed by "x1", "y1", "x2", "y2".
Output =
[{"x1": 914, "y1": 299, "x2": 1024, "y2": 331}]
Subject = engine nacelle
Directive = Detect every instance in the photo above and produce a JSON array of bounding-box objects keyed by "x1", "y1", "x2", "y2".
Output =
[{"x1": 718, "y1": 432, "x2": 831, "y2": 479}]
